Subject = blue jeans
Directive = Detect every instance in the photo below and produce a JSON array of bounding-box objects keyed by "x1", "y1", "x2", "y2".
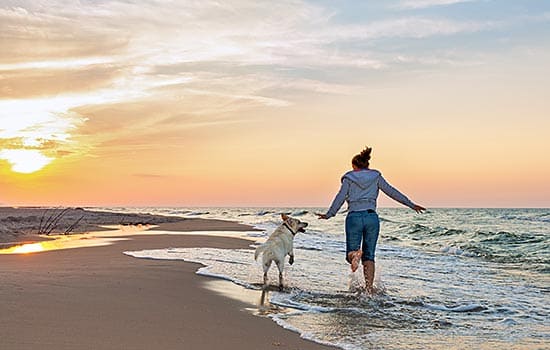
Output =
[{"x1": 345, "y1": 210, "x2": 380, "y2": 262}]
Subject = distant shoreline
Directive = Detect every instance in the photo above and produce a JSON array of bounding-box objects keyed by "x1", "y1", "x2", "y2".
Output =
[{"x1": 0, "y1": 207, "x2": 256, "y2": 244}]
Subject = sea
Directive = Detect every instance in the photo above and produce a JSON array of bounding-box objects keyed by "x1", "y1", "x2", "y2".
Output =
[{"x1": 112, "y1": 207, "x2": 548, "y2": 350}]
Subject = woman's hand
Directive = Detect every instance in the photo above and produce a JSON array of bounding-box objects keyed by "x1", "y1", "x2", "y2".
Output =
[
  {"x1": 316, "y1": 213, "x2": 328, "y2": 220},
  {"x1": 412, "y1": 204, "x2": 426, "y2": 214}
]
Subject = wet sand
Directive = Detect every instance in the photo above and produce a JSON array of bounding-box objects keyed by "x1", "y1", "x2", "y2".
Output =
[{"x1": 0, "y1": 231, "x2": 337, "y2": 350}]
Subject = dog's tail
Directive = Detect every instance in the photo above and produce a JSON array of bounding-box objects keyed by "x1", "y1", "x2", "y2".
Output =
[{"x1": 254, "y1": 244, "x2": 267, "y2": 261}]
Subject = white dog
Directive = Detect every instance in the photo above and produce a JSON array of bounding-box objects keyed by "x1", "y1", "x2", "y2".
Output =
[{"x1": 254, "y1": 214, "x2": 308, "y2": 290}]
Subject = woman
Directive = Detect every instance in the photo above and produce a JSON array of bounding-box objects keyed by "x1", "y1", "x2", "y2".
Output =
[{"x1": 317, "y1": 146, "x2": 425, "y2": 294}]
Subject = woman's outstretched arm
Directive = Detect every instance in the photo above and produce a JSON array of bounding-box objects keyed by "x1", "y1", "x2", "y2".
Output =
[
  {"x1": 319, "y1": 179, "x2": 351, "y2": 219},
  {"x1": 378, "y1": 174, "x2": 425, "y2": 213}
]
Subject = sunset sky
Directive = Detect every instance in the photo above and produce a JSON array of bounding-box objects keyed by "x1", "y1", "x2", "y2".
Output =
[{"x1": 1, "y1": 0, "x2": 549, "y2": 208}]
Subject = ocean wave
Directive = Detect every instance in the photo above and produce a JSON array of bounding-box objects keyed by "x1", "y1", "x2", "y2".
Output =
[
  {"x1": 458, "y1": 242, "x2": 549, "y2": 267},
  {"x1": 271, "y1": 292, "x2": 335, "y2": 313},
  {"x1": 441, "y1": 228, "x2": 467, "y2": 236},
  {"x1": 440, "y1": 246, "x2": 465, "y2": 255},
  {"x1": 383, "y1": 218, "x2": 548, "y2": 273},
  {"x1": 408, "y1": 223, "x2": 432, "y2": 235},
  {"x1": 476, "y1": 230, "x2": 540, "y2": 244},
  {"x1": 185, "y1": 211, "x2": 210, "y2": 216},
  {"x1": 167, "y1": 209, "x2": 191, "y2": 215},
  {"x1": 499, "y1": 318, "x2": 519, "y2": 326},
  {"x1": 424, "y1": 303, "x2": 488, "y2": 313},
  {"x1": 294, "y1": 245, "x2": 323, "y2": 251},
  {"x1": 534, "y1": 265, "x2": 550, "y2": 274},
  {"x1": 499, "y1": 213, "x2": 550, "y2": 223}
]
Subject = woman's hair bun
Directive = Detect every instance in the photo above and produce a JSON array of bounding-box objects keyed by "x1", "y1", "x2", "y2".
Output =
[
  {"x1": 352, "y1": 146, "x2": 372, "y2": 169},
  {"x1": 359, "y1": 146, "x2": 372, "y2": 160}
]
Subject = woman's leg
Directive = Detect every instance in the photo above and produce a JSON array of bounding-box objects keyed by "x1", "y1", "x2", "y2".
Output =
[
  {"x1": 362, "y1": 213, "x2": 380, "y2": 294},
  {"x1": 345, "y1": 213, "x2": 363, "y2": 272},
  {"x1": 363, "y1": 261, "x2": 375, "y2": 294},
  {"x1": 348, "y1": 251, "x2": 363, "y2": 272}
]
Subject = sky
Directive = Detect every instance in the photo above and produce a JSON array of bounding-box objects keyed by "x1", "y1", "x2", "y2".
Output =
[{"x1": 0, "y1": 0, "x2": 549, "y2": 208}]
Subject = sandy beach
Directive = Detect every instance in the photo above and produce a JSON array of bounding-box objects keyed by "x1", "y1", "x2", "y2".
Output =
[{"x1": 0, "y1": 208, "x2": 336, "y2": 350}]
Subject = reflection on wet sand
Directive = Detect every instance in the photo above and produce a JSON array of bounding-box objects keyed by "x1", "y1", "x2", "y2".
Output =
[
  {"x1": 0, "y1": 233, "x2": 129, "y2": 255},
  {"x1": 202, "y1": 280, "x2": 288, "y2": 316}
]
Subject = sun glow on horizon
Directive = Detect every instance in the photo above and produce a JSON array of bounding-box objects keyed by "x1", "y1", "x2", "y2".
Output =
[
  {"x1": 0, "y1": 149, "x2": 53, "y2": 174},
  {"x1": 0, "y1": 99, "x2": 88, "y2": 174}
]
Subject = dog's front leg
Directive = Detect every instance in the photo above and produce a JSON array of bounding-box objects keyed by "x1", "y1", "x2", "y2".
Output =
[
  {"x1": 289, "y1": 241, "x2": 295, "y2": 265},
  {"x1": 276, "y1": 260, "x2": 285, "y2": 291},
  {"x1": 288, "y1": 253, "x2": 294, "y2": 265}
]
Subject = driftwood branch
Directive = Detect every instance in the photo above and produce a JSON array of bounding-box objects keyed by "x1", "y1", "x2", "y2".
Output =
[
  {"x1": 44, "y1": 208, "x2": 70, "y2": 235},
  {"x1": 38, "y1": 210, "x2": 47, "y2": 234},
  {"x1": 37, "y1": 208, "x2": 85, "y2": 235},
  {"x1": 65, "y1": 215, "x2": 85, "y2": 235}
]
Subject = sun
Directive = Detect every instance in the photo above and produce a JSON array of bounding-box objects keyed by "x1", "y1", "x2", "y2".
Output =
[{"x1": 0, "y1": 149, "x2": 53, "y2": 174}]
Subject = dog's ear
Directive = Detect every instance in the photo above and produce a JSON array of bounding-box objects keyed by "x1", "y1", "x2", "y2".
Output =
[{"x1": 281, "y1": 213, "x2": 289, "y2": 221}]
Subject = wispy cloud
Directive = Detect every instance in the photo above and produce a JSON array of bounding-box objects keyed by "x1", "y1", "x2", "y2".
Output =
[
  {"x1": 327, "y1": 17, "x2": 495, "y2": 40},
  {"x1": 0, "y1": 6, "x2": 128, "y2": 64},
  {"x1": 0, "y1": 1, "x2": 495, "y2": 79},
  {"x1": 0, "y1": 64, "x2": 124, "y2": 99},
  {"x1": 397, "y1": 0, "x2": 477, "y2": 9}
]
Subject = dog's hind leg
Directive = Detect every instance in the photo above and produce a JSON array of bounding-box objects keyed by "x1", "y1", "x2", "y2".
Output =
[{"x1": 262, "y1": 260, "x2": 271, "y2": 287}]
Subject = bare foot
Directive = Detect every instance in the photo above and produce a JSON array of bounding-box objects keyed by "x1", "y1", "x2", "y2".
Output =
[
  {"x1": 349, "y1": 250, "x2": 362, "y2": 272},
  {"x1": 366, "y1": 285, "x2": 385, "y2": 296}
]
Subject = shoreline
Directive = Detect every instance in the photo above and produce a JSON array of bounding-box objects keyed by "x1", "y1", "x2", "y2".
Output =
[{"x1": 0, "y1": 227, "x2": 337, "y2": 350}]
